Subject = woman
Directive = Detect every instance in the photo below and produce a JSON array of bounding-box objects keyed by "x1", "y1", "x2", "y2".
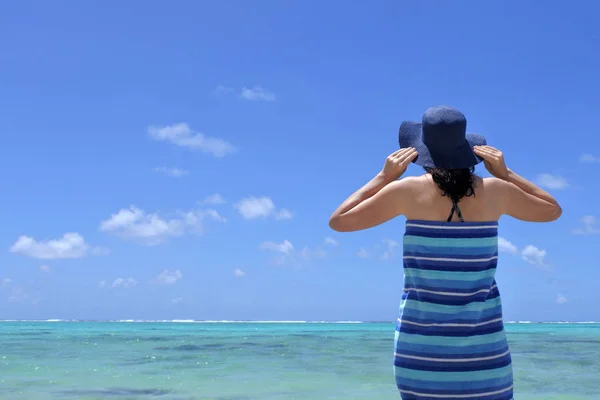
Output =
[{"x1": 329, "y1": 106, "x2": 561, "y2": 400}]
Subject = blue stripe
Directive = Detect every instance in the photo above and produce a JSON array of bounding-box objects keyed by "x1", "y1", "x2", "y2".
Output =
[
  {"x1": 403, "y1": 282, "x2": 496, "y2": 294},
  {"x1": 401, "y1": 288, "x2": 500, "y2": 306},
  {"x1": 398, "y1": 308, "x2": 503, "y2": 324},
  {"x1": 403, "y1": 245, "x2": 499, "y2": 256},
  {"x1": 395, "y1": 374, "x2": 513, "y2": 392},
  {"x1": 404, "y1": 230, "x2": 498, "y2": 239},
  {"x1": 398, "y1": 321, "x2": 505, "y2": 337},
  {"x1": 395, "y1": 346, "x2": 510, "y2": 360},
  {"x1": 394, "y1": 352, "x2": 512, "y2": 372},
  {"x1": 404, "y1": 249, "x2": 499, "y2": 259},
  {"x1": 403, "y1": 259, "x2": 498, "y2": 272}
]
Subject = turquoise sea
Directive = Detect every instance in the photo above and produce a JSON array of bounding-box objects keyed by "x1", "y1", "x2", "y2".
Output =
[{"x1": 1, "y1": 322, "x2": 599, "y2": 399}]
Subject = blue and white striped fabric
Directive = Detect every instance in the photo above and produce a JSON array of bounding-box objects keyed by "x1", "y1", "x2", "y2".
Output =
[{"x1": 394, "y1": 220, "x2": 513, "y2": 400}]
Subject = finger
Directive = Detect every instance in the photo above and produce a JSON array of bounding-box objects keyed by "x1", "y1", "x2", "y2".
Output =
[
  {"x1": 393, "y1": 147, "x2": 415, "y2": 159},
  {"x1": 398, "y1": 149, "x2": 418, "y2": 163},
  {"x1": 474, "y1": 148, "x2": 493, "y2": 159},
  {"x1": 481, "y1": 145, "x2": 499, "y2": 154},
  {"x1": 477, "y1": 150, "x2": 499, "y2": 161},
  {"x1": 389, "y1": 149, "x2": 403, "y2": 158},
  {"x1": 479, "y1": 148, "x2": 499, "y2": 158}
]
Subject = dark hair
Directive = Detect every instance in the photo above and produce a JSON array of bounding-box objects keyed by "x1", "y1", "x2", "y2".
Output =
[{"x1": 424, "y1": 167, "x2": 476, "y2": 203}]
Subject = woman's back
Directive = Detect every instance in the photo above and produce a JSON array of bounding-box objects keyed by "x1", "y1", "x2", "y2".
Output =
[{"x1": 401, "y1": 174, "x2": 502, "y2": 222}]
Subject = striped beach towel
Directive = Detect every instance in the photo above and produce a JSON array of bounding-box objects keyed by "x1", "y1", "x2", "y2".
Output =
[{"x1": 394, "y1": 220, "x2": 513, "y2": 400}]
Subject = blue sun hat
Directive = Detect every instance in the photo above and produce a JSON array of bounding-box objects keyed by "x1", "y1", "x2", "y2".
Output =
[{"x1": 398, "y1": 105, "x2": 486, "y2": 169}]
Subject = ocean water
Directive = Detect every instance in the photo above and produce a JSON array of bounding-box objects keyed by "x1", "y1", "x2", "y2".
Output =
[{"x1": 1, "y1": 322, "x2": 599, "y2": 400}]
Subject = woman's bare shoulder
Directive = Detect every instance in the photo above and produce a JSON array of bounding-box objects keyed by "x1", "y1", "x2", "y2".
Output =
[{"x1": 480, "y1": 176, "x2": 510, "y2": 190}]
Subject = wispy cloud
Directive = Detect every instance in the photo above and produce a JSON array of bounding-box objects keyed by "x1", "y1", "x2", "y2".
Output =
[
  {"x1": 579, "y1": 154, "x2": 600, "y2": 163},
  {"x1": 152, "y1": 269, "x2": 183, "y2": 285},
  {"x1": 299, "y1": 246, "x2": 327, "y2": 261},
  {"x1": 240, "y1": 86, "x2": 277, "y2": 102},
  {"x1": 99, "y1": 206, "x2": 226, "y2": 246},
  {"x1": 9, "y1": 233, "x2": 97, "y2": 260},
  {"x1": 100, "y1": 206, "x2": 226, "y2": 245},
  {"x1": 153, "y1": 166, "x2": 189, "y2": 178},
  {"x1": 213, "y1": 85, "x2": 277, "y2": 102},
  {"x1": 380, "y1": 239, "x2": 399, "y2": 261},
  {"x1": 324, "y1": 237, "x2": 339, "y2": 246},
  {"x1": 171, "y1": 297, "x2": 184, "y2": 304},
  {"x1": 536, "y1": 174, "x2": 569, "y2": 190},
  {"x1": 7, "y1": 287, "x2": 36, "y2": 304},
  {"x1": 357, "y1": 248, "x2": 370, "y2": 259},
  {"x1": 148, "y1": 123, "x2": 236, "y2": 157},
  {"x1": 259, "y1": 240, "x2": 325, "y2": 266},
  {"x1": 100, "y1": 278, "x2": 137, "y2": 289},
  {"x1": 234, "y1": 196, "x2": 293, "y2": 221},
  {"x1": 260, "y1": 240, "x2": 294, "y2": 255},
  {"x1": 213, "y1": 85, "x2": 235, "y2": 97},
  {"x1": 260, "y1": 240, "x2": 295, "y2": 265},
  {"x1": 40, "y1": 265, "x2": 50, "y2": 273},
  {"x1": 234, "y1": 268, "x2": 246, "y2": 278},
  {"x1": 202, "y1": 194, "x2": 226, "y2": 205},
  {"x1": 556, "y1": 294, "x2": 568, "y2": 305},
  {"x1": 498, "y1": 237, "x2": 518, "y2": 254},
  {"x1": 572, "y1": 215, "x2": 600, "y2": 235}
]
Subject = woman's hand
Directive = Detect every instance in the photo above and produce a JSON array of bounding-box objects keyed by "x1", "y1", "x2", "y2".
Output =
[
  {"x1": 473, "y1": 145, "x2": 510, "y2": 180},
  {"x1": 381, "y1": 147, "x2": 418, "y2": 181}
]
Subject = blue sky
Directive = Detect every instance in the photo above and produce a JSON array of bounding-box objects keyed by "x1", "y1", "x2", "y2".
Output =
[{"x1": 1, "y1": 1, "x2": 599, "y2": 322}]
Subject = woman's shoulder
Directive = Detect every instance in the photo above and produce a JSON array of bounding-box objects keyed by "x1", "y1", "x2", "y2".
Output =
[{"x1": 478, "y1": 176, "x2": 512, "y2": 194}]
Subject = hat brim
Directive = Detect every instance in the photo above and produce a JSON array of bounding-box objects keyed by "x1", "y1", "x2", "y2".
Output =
[{"x1": 398, "y1": 121, "x2": 486, "y2": 169}]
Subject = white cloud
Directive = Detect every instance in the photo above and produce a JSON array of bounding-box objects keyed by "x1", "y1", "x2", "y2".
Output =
[
  {"x1": 260, "y1": 240, "x2": 326, "y2": 266},
  {"x1": 153, "y1": 166, "x2": 189, "y2": 177},
  {"x1": 572, "y1": 215, "x2": 600, "y2": 235},
  {"x1": 8, "y1": 287, "x2": 30, "y2": 303},
  {"x1": 357, "y1": 248, "x2": 370, "y2": 259},
  {"x1": 498, "y1": 237, "x2": 518, "y2": 254},
  {"x1": 324, "y1": 237, "x2": 339, "y2": 246},
  {"x1": 40, "y1": 265, "x2": 50, "y2": 273},
  {"x1": 240, "y1": 86, "x2": 276, "y2": 102},
  {"x1": 498, "y1": 238, "x2": 551, "y2": 269},
  {"x1": 521, "y1": 245, "x2": 547, "y2": 267},
  {"x1": 235, "y1": 197, "x2": 274, "y2": 219},
  {"x1": 536, "y1": 174, "x2": 569, "y2": 190},
  {"x1": 148, "y1": 123, "x2": 236, "y2": 157},
  {"x1": 380, "y1": 239, "x2": 399, "y2": 261},
  {"x1": 171, "y1": 297, "x2": 184, "y2": 304},
  {"x1": 152, "y1": 269, "x2": 183, "y2": 285},
  {"x1": 260, "y1": 240, "x2": 294, "y2": 255},
  {"x1": 234, "y1": 268, "x2": 246, "y2": 278},
  {"x1": 214, "y1": 85, "x2": 234, "y2": 97},
  {"x1": 556, "y1": 294, "x2": 568, "y2": 305},
  {"x1": 1, "y1": 278, "x2": 11, "y2": 286},
  {"x1": 99, "y1": 206, "x2": 225, "y2": 245},
  {"x1": 260, "y1": 240, "x2": 295, "y2": 265},
  {"x1": 275, "y1": 209, "x2": 294, "y2": 220},
  {"x1": 91, "y1": 246, "x2": 111, "y2": 256},
  {"x1": 102, "y1": 277, "x2": 137, "y2": 289},
  {"x1": 10, "y1": 233, "x2": 90, "y2": 260},
  {"x1": 579, "y1": 154, "x2": 600, "y2": 163},
  {"x1": 234, "y1": 196, "x2": 292, "y2": 221},
  {"x1": 300, "y1": 246, "x2": 327, "y2": 260},
  {"x1": 202, "y1": 194, "x2": 226, "y2": 205}
]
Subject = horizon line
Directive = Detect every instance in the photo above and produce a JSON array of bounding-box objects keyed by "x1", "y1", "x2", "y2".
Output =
[{"x1": 1, "y1": 319, "x2": 599, "y2": 324}]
